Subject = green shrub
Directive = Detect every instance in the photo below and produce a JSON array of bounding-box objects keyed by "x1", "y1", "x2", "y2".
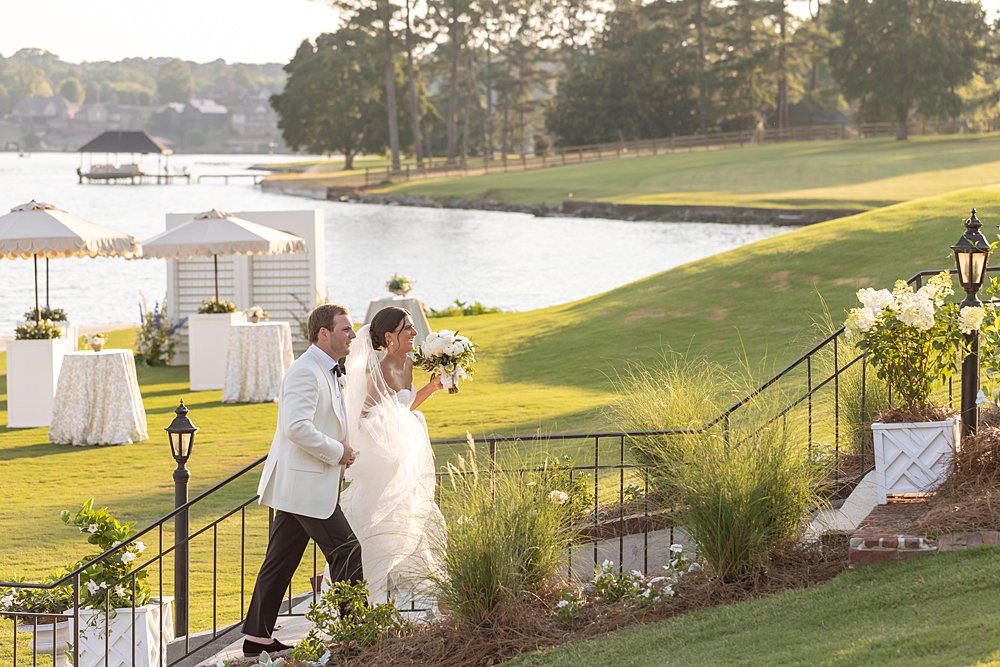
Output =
[
  {"x1": 430, "y1": 437, "x2": 578, "y2": 624},
  {"x1": 426, "y1": 299, "x2": 503, "y2": 318},
  {"x1": 610, "y1": 354, "x2": 826, "y2": 581},
  {"x1": 293, "y1": 579, "x2": 410, "y2": 657}
]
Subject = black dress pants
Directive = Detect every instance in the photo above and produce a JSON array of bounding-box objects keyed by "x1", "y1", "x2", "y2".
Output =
[{"x1": 242, "y1": 505, "x2": 363, "y2": 637}]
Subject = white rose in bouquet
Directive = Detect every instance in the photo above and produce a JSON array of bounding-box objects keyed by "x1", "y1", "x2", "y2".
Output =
[{"x1": 413, "y1": 329, "x2": 477, "y2": 394}]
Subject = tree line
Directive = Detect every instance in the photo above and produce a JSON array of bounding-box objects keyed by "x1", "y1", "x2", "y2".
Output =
[
  {"x1": 274, "y1": 0, "x2": 999, "y2": 167},
  {"x1": 0, "y1": 48, "x2": 285, "y2": 112}
]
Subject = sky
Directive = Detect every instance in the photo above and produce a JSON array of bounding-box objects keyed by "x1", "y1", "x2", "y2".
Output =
[
  {"x1": 2, "y1": 0, "x2": 1000, "y2": 66},
  {"x1": 0, "y1": 0, "x2": 344, "y2": 65}
]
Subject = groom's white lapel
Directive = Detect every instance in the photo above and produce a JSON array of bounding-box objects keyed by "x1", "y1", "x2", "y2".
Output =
[{"x1": 308, "y1": 347, "x2": 346, "y2": 429}]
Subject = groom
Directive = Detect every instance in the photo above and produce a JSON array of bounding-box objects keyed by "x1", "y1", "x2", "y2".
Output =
[{"x1": 242, "y1": 304, "x2": 362, "y2": 657}]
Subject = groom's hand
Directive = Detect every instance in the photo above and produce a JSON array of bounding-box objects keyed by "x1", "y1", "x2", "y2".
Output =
[{"x1": 339, "y1": 441, "x2": 357, "y2": 467}]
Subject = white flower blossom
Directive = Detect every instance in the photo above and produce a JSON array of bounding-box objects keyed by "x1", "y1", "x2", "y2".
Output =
[
  {"x1": 134, "y1": 541, "x2": 146, "y2": 554},
  {"x1": 87, "y1": 524, "x2": 98, "y2": 534},
  {"x1": 669, "y1": 544, "x2": 684, "y2": 554},
  {"x1": 0, "y1": 594, "x2": 13, "y2": 608},
  {"x1": 663, "y1": 584, "x2": 675, "y2": 597},
  {"x1": 555, "y1": 600, "x2": 570, "y2": 609},
  {"x1": 896, "y1": 293, "x2": 936, "y2": 331},
  {"x1": 960, "y1": 306, "x2": 987, "y2": 334},
  {"x1": 856, "y1": 288, "x2": 894, "y2": 313},
  {"x1": 86, "y1": 580, "x2": 100, "y2": 595},
  {"x1": 630, "y1": 569, "x2": 643, "y2": 578},
  {"x1": 846, "y1": 307, "x2": 878, "y2": 337},
  {"x1": 121, "y1": 551, "x2": 137, "y2": 565},
  {"x1": 548, "y1": 490, "x2": 569, "y2": 505},
  {"x1": 687, "y1": 562, "x2": 702, "y2": 573}
]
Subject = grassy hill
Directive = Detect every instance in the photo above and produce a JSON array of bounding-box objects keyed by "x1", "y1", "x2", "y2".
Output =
[
  {"x1": 380, "y1": 134, "x2": 1000, "y2": 210},
  {"x1": 510, "y1": 547, "x2": 1000, "y2": 667},
  {"x1": 2, "y1": 187, "x2": 997, "y2": 582}
]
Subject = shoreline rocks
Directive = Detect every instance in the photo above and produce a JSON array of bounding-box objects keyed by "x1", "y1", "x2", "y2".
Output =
[{"x1": 261, "y1": 179, "x2": 862, "y2": 226}]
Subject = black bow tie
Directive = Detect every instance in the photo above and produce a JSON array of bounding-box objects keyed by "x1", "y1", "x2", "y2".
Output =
[{"x1": 332, "y1": 362, "x2": 346, "y2": 377}]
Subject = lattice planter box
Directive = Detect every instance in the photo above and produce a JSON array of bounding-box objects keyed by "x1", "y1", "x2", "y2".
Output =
[
  {"x1": 872, "y1": 418, "x2": 959, "y2": 504},
  {"x1": 69, "y1": 598, "x2": 174, "y2": 667}
]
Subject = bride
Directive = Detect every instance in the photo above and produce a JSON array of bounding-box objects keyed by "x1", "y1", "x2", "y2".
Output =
[{"x1": 339, "y1": 306, "x2": 445, "y2": 609}]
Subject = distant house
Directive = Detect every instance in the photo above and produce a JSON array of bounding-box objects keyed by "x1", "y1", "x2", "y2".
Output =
[
  {"x1": 74, "y1": 103, "x2": 144, "y2": 133},
  {"x1": 11, "y1": 95, "x2": 78, "y2": 132},
  {"x1": 152, "y1": 98, "x2": 229, "y2": 137}
]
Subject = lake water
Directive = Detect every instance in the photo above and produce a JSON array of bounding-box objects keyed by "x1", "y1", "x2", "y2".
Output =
[{"x1": 0, "y1": 152, "x2": 791, "y2": 333}]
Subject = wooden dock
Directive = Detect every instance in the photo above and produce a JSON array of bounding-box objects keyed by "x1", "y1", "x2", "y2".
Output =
[{"x1": 76, "y1": 171, "x2": 263, "y2": 185}]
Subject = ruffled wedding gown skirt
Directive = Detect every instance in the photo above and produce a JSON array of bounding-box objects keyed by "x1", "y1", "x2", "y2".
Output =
[{"x1": 338, "y1": 388, "x2": 445, "y2": 611}]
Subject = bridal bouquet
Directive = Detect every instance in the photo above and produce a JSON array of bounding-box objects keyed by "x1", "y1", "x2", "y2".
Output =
[{"x1": 414, "y1": 329, "x2": 476, "y2": 393}]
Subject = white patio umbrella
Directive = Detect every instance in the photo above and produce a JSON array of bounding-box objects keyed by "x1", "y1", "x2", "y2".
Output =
[
  {"x1": 138, "y1": 209, "x2": 308, "y2": 302},
  {"x1": 0, "y1": 200, "x2": 140, "y2": 323}
]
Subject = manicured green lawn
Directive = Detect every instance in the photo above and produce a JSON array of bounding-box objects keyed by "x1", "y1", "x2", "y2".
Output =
[
  {"x1": 4, "y1": 184, "x2": 1000, "y2": 651},
  {"x1": 379, "y1": 134, "x2": 1000, "y2": 210},
  {"x1": 509, "y1": 547, "x2": 1000, "y2": 666}
]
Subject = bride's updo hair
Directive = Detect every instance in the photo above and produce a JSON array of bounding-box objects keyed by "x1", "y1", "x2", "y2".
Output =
[{"x1": 370, "y1": 306, "x2": 411, "y2": 351}]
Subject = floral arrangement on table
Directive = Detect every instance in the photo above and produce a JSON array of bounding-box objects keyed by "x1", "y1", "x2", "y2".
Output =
[
  {"x1": 13, "y1": 320, "x2": 62, "y2": 340},
  {"x1": 386, "y1": 273, "x2": 414, "y2": 297},
  {"x1": 85, "y1": 333, "x2": 107, "y2": 351},
  {"x1": 23, "y1": 306, "x2": 68, "y2": 322},
  {"x1": 413, "y1": 329, "x2": 476, "y2": 394},
  {"x1": 0, "y1": 500, "x2": 149, "y2": 625},
  {"x1": 134, "y1": 295, "x2": 185, "y2": 367},
  {"x1": 197, "y1": 299, "x2": 238, "y2": 314},
  {"x1": 246, "y1": 305, "x2": 269, "y2": 323},
  {"x1": 844, "y1": 272, "x2": 970, "y2": 413}
]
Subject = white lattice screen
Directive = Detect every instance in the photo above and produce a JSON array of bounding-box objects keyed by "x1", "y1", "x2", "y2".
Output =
[{"x1": 164, "y1": 210, "x2": 325, "y2": 365}]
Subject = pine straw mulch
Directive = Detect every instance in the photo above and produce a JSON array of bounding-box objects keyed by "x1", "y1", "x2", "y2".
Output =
[
  {"x1": 907, "y1": 413, "x2": 1000, "y2": 534},
  {"x1": 874, "y1": 404, "x2": 957, "y2": 424},
  {"x1": 242, "y1": 535, "x2": 848, "y2": 667}
]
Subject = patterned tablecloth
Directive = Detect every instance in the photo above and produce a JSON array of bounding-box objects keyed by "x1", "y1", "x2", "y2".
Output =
[
  {"x1": 49, "y1": 350, "x2": 148, "y2": 446},
  {"x1": 222, "y1": 322, "x2": 294, "y2": 403}
]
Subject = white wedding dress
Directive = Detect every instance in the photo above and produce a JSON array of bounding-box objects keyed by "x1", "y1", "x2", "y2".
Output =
[{"x1": 336, "y1": 325, "x2": 445, "y2": 611}]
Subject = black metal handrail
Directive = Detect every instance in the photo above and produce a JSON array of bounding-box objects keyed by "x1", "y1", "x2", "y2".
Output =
[{"x1": 3, "y1": 263, "x2": 984, "y2": 665}]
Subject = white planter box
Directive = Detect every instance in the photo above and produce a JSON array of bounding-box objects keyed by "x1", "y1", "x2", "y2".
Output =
[
  {"x1": 188, "y1": 312, "x2": 245, "y2": 390},
  {"x1": 6, "y1": 337, "x2": 74, "y2": 427},
  {"x1": 872, "y1": 418, "x2": 959, "y2": 504},
  {"x1": 70, "y1": 598, "x2": 174, "y2": 667}
]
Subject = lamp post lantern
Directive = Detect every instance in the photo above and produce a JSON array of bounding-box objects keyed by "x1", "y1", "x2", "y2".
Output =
[
  {"x1": 951, "y1": 208, "x2": 990, "y2": 438},
  {"x1": 166, "y1": 399, "x2": 198, "y2": 637}
]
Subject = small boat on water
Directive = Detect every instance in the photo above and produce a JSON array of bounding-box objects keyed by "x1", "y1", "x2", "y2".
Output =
[{"x1": 18, "y1": 152, "x2": 30, "y2": 158}]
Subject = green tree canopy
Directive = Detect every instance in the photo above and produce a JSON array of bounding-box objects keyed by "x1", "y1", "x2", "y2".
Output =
[
  {"x1": 827, "y1": 0, "x2": 988, "y2": 139},
  {"x1": 545, "y1": 2, "x2": 700, "y2": 145},
  {"x1": 270, "y1": 30, "x2": 411, "y2": 168},
  {"x1": 156, "y1": 58, "x2": 195, "y2": 103},
  {"x1": 58, "y1": 77, "x2": 85, "y2": 104}
]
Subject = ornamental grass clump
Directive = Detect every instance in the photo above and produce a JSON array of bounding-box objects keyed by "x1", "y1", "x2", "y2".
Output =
[
  {"x1": 430, "y1": 436, "x2": 579, "y2": 624},
  {"x1": 845, "y1": 272, "x2": 970, "y2": 412},
  {"x1": 610, "y1": 355, "x2": 826, "y2": 582}
]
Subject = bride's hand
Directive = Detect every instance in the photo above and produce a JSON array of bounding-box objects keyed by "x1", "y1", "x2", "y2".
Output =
[{"x1": 428, "y1": 374, "x2": 444, "y2": 392}]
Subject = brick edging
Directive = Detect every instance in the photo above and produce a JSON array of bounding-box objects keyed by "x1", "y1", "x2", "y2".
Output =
[{"x1": 849, "y1": 530, "x2": 1000, "y2": 566}]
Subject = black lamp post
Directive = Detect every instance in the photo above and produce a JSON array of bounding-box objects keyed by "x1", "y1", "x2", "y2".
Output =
[
  {"x1": 951, "y1": 208, "x2": 990, "y2": 438},
  {"x1": 166, "y1": 400, "x2": 198, "y2": 637}
]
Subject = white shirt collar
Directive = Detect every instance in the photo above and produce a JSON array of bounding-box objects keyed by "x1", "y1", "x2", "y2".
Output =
[{"x1": 308, "y1": 344, "x2": 338, "y2": 371}]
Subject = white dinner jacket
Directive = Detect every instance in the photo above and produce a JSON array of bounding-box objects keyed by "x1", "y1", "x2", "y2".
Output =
[{"x1": 256, "y1": 347, "x2": 346, "y2": 519}]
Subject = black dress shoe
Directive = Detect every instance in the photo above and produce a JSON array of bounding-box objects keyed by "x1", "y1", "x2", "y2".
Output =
[{"x1": 243, "y1": 638, "x2": 293, "y2": 657}]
